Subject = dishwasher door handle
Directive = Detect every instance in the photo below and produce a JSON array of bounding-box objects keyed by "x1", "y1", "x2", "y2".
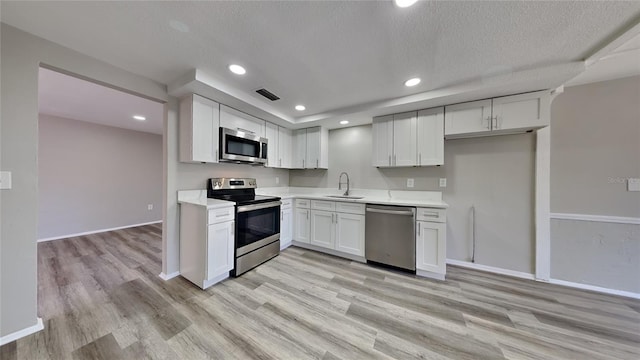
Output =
[{"x1": 366, "y1": 208, "x2": 414, "y2": 216}]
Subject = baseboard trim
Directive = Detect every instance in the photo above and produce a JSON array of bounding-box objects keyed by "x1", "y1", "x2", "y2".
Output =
[
  {"x1": 38, "y1": 220, "x2": 163, "y2": 242},
  {"x1": 0, "y1": 317, "x2": 44, "y2": 346},
  {"x1": 548, "y1": 278, "x2": 640, "y2": 300},
  {"x1": 550, "y1": 213, "x2": 640, "y2": 225},
  {"x1": 446, "y1": 259, "x2": 536, "y2": 280},
  {"x1": 158, "y1": 271, "x2": 180, "y2": 280}
]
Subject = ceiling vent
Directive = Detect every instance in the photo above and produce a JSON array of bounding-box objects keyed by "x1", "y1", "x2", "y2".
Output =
[{"x1": 255, "y1": 88, "x2": 280, "y2": 101}]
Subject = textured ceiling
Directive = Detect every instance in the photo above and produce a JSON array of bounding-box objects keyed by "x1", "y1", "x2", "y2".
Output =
[
  {"x1": 39, "y1": 68, "x2": 164, "y2": 134},
  {"x1": 3, "y1": 1, "x2": 640, "y2": 126}
]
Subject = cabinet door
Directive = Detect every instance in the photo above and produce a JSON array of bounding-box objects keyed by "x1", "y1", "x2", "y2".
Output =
[
  {"x1": 416, "y1": 221, "x2": 446, "y2": 274},
  {"x1": 180, "y1": 94, "x2": 219, "y2": 163},
  {"x1": 492, "y1": 91, "x2": 549, "y2": 132},
  {"x1": 265, "y1": 122, "x2": 278, "y2": 168},
  {"x1": 278, "y1": 127, "x2": 293, "y2": 168},
  {"x1": 219, "y1": 105, "x2": 266, "y2": 137},
  {"x1": 207, "y1": 221, "x2": 234, "y2": 280},
  {"x1": 305, "y1": 127, "x2": 325, "y2": 169},
  {"x1": 310, "y1": 210, "x2": 334, "y2": 249},
  {"x1": 393, "y1": 111, "x2": 417, "y2": 166},
  {"x1": 416, "y1": 107, "x2": 444, "y2": 166},
  {"x1": 292, "y1": 129, "x2": 307, "y2": 169},
  {"x1": 444, "y1": 99, "x2": 492, "y2": 136},
  {"x1": 335, "y1": 213, "x2": 365, "y2": 256},
  {"x1": 372, "y1": 115, "x2": 393, "y2": 167},
  {"x1": 294, "y1": 208, "x2": 310, "y2": 243},
  {"x1": 280, "y1": 207, "x2": 293, "y2": 249}
]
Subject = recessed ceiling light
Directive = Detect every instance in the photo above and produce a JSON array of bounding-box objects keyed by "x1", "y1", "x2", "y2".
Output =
[
  {"x1": 340, "y1": 120, "x2": 349, "y2": 125},
  {"x1": 395, "y1": 0, "x2": 418, "y2": 8},
  {"x1": 404, "y1": 77, "x2": 421, "y2": 87},
  {"x1": 133, "y1": 115, "x2": 146, "y2": 121},
  {"x1": 229, "y1": 64, "x2": 246, "y2": 75},
  {"x1": 295, "y1": 105, "x2": 306, "y2": 111}
]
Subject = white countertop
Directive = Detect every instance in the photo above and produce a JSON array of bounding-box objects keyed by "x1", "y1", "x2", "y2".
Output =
[
  {"x1": 177, "y1": 190, "x2": 235, "y2": 209},
  {"x1": 178, "y1": 187, "x2": 448, "y2": 209},
  {"x1": 258, "y1": 187, "x2": 448, "y2": 209}
]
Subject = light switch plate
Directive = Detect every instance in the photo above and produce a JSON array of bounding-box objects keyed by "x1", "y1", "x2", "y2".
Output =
[
  {"x1": 628, "y1": 178, "x2": 640, "y2": 192},
  {"x1": 0, "y1": 171, "x2": 12, "y2": 190},
  {"x1": 407, "y1": 178, "x2": 414, "y2": 188},
  {"x1": 439, "y1": 178, "x2": 447, "y2": 187},
  {"x1": 147, "y1": 204, "x2": 153, "y2": 210}
]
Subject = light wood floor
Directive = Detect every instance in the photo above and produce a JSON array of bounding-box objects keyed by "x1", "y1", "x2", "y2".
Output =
[{"x1": 1, "y1": 224, "x2": 639, "y2": 359}]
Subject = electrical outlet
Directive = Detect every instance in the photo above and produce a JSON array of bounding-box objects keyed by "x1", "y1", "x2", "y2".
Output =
[
  {"x1": 628, "y1": 178, "x2": 640, "y2": 192},
  {"x1": 407, "y1": 178, "x2": 414, "y2": 188},
  {"x1": 439, "y1": 178, "x2": 447, "y2": 187},
  {"x1": 147, "y1": 204, "x2": 153, "y2": 210},
  {"x1": 276, "y1": 176, "x2": 280, "y2": 185},
  {"x1": 0, "y1": 171, "x2": 12, "y2": 190}
]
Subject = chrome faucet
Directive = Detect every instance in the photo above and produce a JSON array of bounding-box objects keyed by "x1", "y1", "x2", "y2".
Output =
[{"x1": 338, "y1": 172, "x2": 350, "y2": 196}]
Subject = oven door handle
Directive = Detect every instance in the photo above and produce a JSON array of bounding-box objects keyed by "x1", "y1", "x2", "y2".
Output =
[{"x1": 237, "y1": 201, "x2": 282, "y2": 213}]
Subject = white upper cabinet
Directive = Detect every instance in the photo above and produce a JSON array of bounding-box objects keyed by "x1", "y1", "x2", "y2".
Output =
[
  {"x1": 278, "y1": 127, "x2": 293, "y2": 169},
  {"x1": 392, "y1": 111, "x2": 417, "y2": 167},
  {"x1": 292, "y1": 127, "x2": 328, "y2": 169},
  {"x1": 417, "y1": 107, "x2": 444, "y2": 166},
  {"x1": 491, "y1": 91, "x2": 550, "y2": 132},
  {"x1": 445, "y1": 91, "x2": 550, "y2": 138},
  {"x1": 372, "y1": 109, "x2": 442, "y2": 168},
  {"x1": 372, "y1": 115, "x2": 394, "y2": 167},
  {"x1": 444, "y1": 99, "x2": 492, "y2": 136},
  {"x1": 265, "y1": 122, "x2": 278, "y2": 168},
  {"x1": 179, "y1": 94, "x2": 220, "y2": 163},
  {"x1": 219, "y1": 105, "x2": 266, "y2": 137}
]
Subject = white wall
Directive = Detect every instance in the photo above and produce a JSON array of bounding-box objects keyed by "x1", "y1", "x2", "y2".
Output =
[
  {"x1": 550, "y1": 76, "x2": 640, "y2": 293},
  {"x1": 38, "y1": 114, "x2": 162, "y2": 240},
  {"x1": 291, "y1": 125, "x2": 536, "y2": 274},
  {"x1": 0, "y1": 23, "x2": 166, "y2": 339}
]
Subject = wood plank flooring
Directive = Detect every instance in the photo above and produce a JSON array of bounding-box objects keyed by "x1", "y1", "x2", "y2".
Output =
[{"x1": 2, "y1": 223, "x2": 639, "y2": 359}]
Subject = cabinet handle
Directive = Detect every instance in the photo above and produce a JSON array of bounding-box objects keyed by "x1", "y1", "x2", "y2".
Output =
[
  {"x1": 302, "y1": 159, "x2": 305, "y2": 168},
  {"x1": 215, "y1": 150, "x2": 218, "y2": 162},
  {"x1": 419, "y1": 153, "x2": 421, "y2": 166},
  {"x1": 307, "y1": 210, "x2": 309, "y2": 220},
  {"x1": 485, "y1": 116, "x2": 491, "y2": 129},
  {"x1": 316, "y1": 159, "x2": 319, "y2": 168},
  {"x1": 492, "y1": 116, "x2": 499, "y2": 129},
  {"x1": 279, "y1": 158, "x2": 282, "y2": 167},
  {"x1": 388, "y1": 155, "x2": 391, "y2": 166},
  {"x1": 417, "y1": 223, "x2": 420, "y2": 236},
  {"x1": 471, "y1": 205, "x2": 476, "y2": 263},
  {"x1": 394, "y1": 154, "x2": 397, "y2": 166}
]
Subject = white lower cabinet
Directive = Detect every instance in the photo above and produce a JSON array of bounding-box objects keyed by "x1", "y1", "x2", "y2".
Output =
[
  {"x1": 280, "y1": 199, "x2": 293, "y2": 250},
  {"x1": 415, "y1": 207, "x2": 447, "y2": 280},
  {"x1": 180, "y1": 204, "x2": 235, "y2": 289},
  {"x1": 294, "y1": 207, "x2": 310, "y2": 243},
  {"x1": 308, "y1": 200, "x2": 365, "y2": 257}
]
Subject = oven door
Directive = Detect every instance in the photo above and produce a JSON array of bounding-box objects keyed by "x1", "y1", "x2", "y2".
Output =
[
  {"x1": 220, "y1": 127, "x2": 267, "y2": 164},
  {"x1": 235, "y1": 201, "x2": 281, "y2": 256}
]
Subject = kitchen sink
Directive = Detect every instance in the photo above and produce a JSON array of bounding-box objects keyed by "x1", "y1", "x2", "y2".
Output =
[{"x1": 325, "y1": 195, "x2": 364, "y2": 199}]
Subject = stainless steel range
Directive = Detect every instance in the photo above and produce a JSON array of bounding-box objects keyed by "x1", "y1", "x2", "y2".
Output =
[{"x1": 207, "y1": 178, "x2": 281, "y2": 276}]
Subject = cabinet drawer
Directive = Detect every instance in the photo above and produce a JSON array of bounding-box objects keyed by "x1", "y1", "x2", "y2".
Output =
[
  {"x1": 311, "y1": 200, "x2": 336, "y2": 211},
  {"x1": 281, "y1": 198, "x2": 292, "y2": 209},
  {"x1": 335, "y1": 202, "x2": 365, "y2": 215},
  {"x1": 295, "y1": 199, "x2": 310, "y2": 209},
  {"x1": 416, "y1": 208, "x2": 446, "y2": 223},
  {"x1": 208, "y1": 207, "x2": 235, "y2": 224}
]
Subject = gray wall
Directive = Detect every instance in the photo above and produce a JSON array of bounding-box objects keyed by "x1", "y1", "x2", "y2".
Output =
[
  {"x1": 38, "y1": 114, "x2": 162, "y2": 240},
  {"x1": 551, "y1": 75, "x2": 640, "y2": 217},
  {"x1": 550, "y1": 76, "x2": 640, "y2": 293},
  {"x1": 163, "y1": 98, "x2": 290, "y2": 276},
  {"x1": 0, "y1": 24, "x2": 166, "y2": 338},
  {"x1": 291, "y1": 125, "x2": 536, "y2": 274}
]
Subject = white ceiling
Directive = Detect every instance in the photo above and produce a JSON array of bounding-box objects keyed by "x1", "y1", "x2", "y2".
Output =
[
  {"x1": 38, "y1": 68, "x2": 164, "y2": 134},
  {"x1": 3, "y1": 1, "x2": 640, "y2": 129}
]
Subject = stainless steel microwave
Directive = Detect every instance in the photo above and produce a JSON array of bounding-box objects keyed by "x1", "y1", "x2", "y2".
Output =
[{"x1": 219, "y1": 127, "x2": 268, "y2": 165}]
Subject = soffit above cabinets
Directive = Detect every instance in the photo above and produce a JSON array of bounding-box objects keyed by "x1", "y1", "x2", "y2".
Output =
[{"x1": 4, "y1": 1, "x2": 639, "y2": 129}]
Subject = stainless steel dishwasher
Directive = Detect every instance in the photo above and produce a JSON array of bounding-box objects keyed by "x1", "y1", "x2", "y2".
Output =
[{"x1": 365, "y1": 204, "x2": 416, "y2": 271}]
